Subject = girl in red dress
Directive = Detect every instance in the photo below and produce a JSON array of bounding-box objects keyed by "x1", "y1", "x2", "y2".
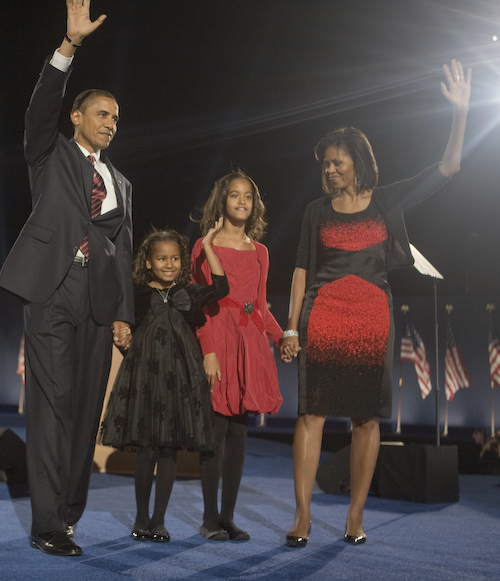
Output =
[{"x1": 192, "y1": 171, "x2": 283, "y2": 541}]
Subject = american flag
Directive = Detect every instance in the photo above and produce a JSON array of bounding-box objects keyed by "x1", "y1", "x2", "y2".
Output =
[
  {"x1": 16, "y1": 334, "x2": 25, "y2": 384},
  {"x1": 400, "y1": 320, "x2": 432, "y2": 399},
  {"x1": 489, "y1": 320, "x2": 500, "y2": 387},
  {"x1": 445, "y1": 319, "x2": 470, "y2": 401}
]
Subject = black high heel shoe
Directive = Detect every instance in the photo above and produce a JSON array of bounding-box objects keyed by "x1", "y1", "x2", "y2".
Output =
[
  {"x1": 285, "y1": 523, "x2": 311, "y2": 548},
  {"x1": 344, "y1": 525, "x2": 366, "y2": 545}
]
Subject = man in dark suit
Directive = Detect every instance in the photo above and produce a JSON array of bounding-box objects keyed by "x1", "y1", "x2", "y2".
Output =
[{"x1": 0, "y1": 1, "x2": 134, "y2": 556}]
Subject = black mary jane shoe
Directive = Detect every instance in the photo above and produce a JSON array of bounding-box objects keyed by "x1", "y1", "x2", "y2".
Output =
[
  {"x1": 131, "y1": 529, "x2": 152, "y2": 541},
  {"x1": 150, "y1": 527, "x2": 171, "y2": 543},
  {"x1": 30, "y1": 531, "x2": 83, "y2": 556},
  {"x1": 220, "y1": 521, "x2": 250, "y2": 541},
  {"x1": 285, "y1": 523, "x2": 311, "y2": 548},
  {"x1": 200, "y1": 525, "x2": 229, "y2": 541}
]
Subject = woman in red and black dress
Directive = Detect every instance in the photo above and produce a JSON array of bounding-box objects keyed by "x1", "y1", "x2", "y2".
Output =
[{"x1": 281, "y1": 60, "x2": 471, "y2": 547}]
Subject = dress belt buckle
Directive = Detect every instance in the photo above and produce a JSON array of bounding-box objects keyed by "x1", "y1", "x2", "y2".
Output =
[{"x1": 243, "y1": 302, "x2": 254, "y2": 314}]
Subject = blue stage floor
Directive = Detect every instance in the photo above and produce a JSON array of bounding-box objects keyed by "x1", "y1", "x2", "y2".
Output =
[{"x1": 1, "y1": 410, "x2": 500, "y2": 580}]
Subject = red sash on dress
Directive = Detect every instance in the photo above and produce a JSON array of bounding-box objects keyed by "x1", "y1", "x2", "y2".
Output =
[{"x1": 217, "y1": 297, "x2": 264, "y2": 333}]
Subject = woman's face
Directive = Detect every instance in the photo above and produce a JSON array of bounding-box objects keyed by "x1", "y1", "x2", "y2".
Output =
[
  {"x1": 224, "y1": 178, "x2": 253, "y2": 223},
  {"x1": 323, "y1": 146, "x2": 355, "y2": 191},
  {"x1": 146, "y1": 241, "x2": 182, "y2": 288}
]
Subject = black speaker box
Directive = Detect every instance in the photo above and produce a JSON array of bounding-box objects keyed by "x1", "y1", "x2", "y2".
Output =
[
  {"x1": 316, "y1": 444, "x2": 351, "y2": 496},
  {"x1": 0, "y1": 428, "x2": 28, "y2": 485},
  {"x1": 316, "y1": 443, "x2": 459, "y2": 504},
  {"x1": 377, "y1": 444, "x2": 459, "y2": 503}
]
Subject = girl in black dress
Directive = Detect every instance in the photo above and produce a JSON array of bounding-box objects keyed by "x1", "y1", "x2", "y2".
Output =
[{"x1": 100, "y1": 220, "x2": 228, "y2": 542}]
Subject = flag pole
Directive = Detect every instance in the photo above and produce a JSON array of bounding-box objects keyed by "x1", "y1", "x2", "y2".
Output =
[
  {"x1": 397, "y1": 377, "x2": 402, "y2": 434},
  {"x1": 433, "y1": 279, "x2": 440, "y2": 447},
  {"x1": 397, "y1": 305, "x2": 409, "y2": 434},
  {"x1": 18, "y1": 381, "x2": 25, "y2": 415},
  {"x1": 409, "y1": 245, "x2": 443, "y2": 447},
  {"x1": 491, "y1": 380, "x2": 495, "y2": 438},
  {"x1": 443, "y1": 399, "x2": 449, "y2": 436}
]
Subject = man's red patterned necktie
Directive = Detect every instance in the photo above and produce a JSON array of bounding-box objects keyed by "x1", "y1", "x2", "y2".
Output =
[{"x1": 80, "y1": 154, "x2": 108, "y2": 258}]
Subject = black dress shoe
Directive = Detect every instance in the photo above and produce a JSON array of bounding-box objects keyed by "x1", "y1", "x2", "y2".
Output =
[
  {"x1": 150, "y1": 527, "x2": 170, "y2": 543},
  {"x1": 30, "y1": 531, "x2": 83, "y2": 556},
  {"x1": 285, "y1": 523, "x2": 311, "y2": 548},
  {"x1": 131, "y1": 529, "x2": 152, "y2": 541},
  {"x1": 220, "y1": 521, "x2": 250, "y2": 541}
]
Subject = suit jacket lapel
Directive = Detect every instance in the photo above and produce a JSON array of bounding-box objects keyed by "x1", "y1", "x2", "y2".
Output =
[{"x1": 70, "y1": 139, "x2": 93, "y2": 210}]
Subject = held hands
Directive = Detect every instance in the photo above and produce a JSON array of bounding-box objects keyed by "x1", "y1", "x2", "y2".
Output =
[
  {"x1": 280, "y1": 336, "x2": 300, "y2": 363},
  {"x1": 112, "y1": 321, "x2": 132, "y2": 351},
  {"x1": 441, "y1": 59, "x2": 471, "y2": 110},
  {"x1": 202, "y1": 217, "x2": 224, "y2": 249},
  {"x1": 66, "y1": 0, "x2": 107, "y2": 46}
]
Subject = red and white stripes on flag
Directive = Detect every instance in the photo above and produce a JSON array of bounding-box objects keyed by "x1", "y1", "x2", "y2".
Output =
[
  {"x1": 488, "y1": 320, "x2": 500, "y2": 387},
  {"x1": 401, "y1": 320, "x2": 432, "y2": 399},
  {"x1": 445, "y1": 319, "x2": 470, "y2": 401}
]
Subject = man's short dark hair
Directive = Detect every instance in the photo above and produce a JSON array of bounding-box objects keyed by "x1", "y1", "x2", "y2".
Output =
[{"x1": 71, "y1": 89, "x2": 117, "y2": 113}]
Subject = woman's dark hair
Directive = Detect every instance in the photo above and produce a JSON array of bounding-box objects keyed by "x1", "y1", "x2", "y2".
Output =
[
  {"x1": 197, "y1": 170, "x2": 267, "y2": 241},
  {"x1": 133, "y1": 228, "x2": 191, "y2": 286},
  {"x1": 314, "y1": 127, "x2": 379, "y2": 197}
]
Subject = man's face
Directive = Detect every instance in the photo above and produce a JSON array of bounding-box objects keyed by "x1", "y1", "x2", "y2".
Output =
[{"x1": 70, "y1": 96, "x2": 119, "y2": 153}]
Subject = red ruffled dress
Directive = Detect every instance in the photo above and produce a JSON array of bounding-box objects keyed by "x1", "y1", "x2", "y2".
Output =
[{"x1": 191, "y1": 239, "x2": 283, "y2": 416}]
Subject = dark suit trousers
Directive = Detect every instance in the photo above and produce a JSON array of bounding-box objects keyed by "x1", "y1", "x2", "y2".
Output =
[{"x1": 24, "y1": 263, "x2": 113, "y2": 535}]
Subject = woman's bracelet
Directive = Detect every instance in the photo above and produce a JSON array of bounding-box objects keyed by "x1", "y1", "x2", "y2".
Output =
[{"x1": 282, "y1": 329, "x2": 299, "y2": 339}]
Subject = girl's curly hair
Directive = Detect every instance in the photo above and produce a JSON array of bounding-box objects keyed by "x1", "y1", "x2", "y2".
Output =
[
  {"x1": 197, "y1": 170, "x2": 267, "y2": 241},
  {"x1": 133, "y1": 228, "x2": 191, "y2": 286}
]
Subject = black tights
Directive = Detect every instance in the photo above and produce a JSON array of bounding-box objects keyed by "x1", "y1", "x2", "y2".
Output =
[
  {"x1": 134, "y1": 447, "x2": 177, "y2": 531},
  {"x1": 199, "y1": 413, "x2": 248, "y2": 530}
]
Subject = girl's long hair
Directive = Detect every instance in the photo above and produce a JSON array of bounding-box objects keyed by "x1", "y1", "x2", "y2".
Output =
[
  {"x1": 197, "y1": 170, "x2": 267, "y2": 240},
  {"x1": 133, "y1": 228, "x2": 191, "y2": 286}
]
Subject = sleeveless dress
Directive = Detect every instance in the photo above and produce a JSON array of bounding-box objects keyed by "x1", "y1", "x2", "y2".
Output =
[
  {"x1": 100, "y1": 276, "x2": 228, "y2": 451},
  {"x1": 298, "y1": 201, "x2": 394, "y2": 419},
  {"x1": 191, "y1": 239, "x2": 283, "y2": 417}
]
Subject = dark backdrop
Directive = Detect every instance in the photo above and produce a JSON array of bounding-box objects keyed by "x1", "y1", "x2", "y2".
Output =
[{"x1": 1, "y1": 0, "x2": 500, "y2": 421}]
